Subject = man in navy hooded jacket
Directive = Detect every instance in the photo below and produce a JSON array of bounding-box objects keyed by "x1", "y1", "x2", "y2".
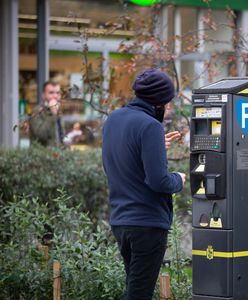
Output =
[{"x1": 102, "y1": 68, "x2": 186, "y2": 300}]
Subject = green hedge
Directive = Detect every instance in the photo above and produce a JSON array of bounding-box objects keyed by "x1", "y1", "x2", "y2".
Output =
[
  {"x1": 0, "y1": 143, "x2": 192, "y2": 299},
  {"x1": 0, "y1": 192, "x2": 191, "y2": 300},
  {"x1": 0, "y1": 145, "x2": 108, "y2": 221},
  {"x1": 0, "y1": 144, "x2": 191, "y2": 218},
  {"x1": 0, "y1": 191, "x2": 125, "y2": 299},
  {"x1": 169, "y1": 158, "x2": 191, "y2": 215}
]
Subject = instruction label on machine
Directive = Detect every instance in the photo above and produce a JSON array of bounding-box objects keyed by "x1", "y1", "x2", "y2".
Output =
[
  {"x1": 237, "y1": 149, "x2": 248, "y2": 170},
  {"x1": 195, "y1": 107, "x2": 222, "y2": 118},
  {"x1": 206, "y1": 94, "x2": 228, "y2": 102}
]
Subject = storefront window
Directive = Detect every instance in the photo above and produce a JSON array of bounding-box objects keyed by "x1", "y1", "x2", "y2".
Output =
[{"x1": 18, "y1": 0, "x2": 145, "y2": 147}]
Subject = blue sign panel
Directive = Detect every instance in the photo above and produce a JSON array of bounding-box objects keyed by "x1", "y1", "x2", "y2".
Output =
[{"x1": 236, "y1": 98, "x2": 248, "y2": 134}]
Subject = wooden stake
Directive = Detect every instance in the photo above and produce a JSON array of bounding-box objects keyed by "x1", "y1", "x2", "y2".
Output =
[
  {"x1": 53, "y1": 260, "x2": 61, "y2": 300},
  {"x1": 159, "y1": 273, "x2": 170, "y2": 300},
  {"x1": 39, "y1": 245, "x2": 49, "y2": 260},
  {"x1": 38, "y1": 245, "x2": 49, "y2": 270}
]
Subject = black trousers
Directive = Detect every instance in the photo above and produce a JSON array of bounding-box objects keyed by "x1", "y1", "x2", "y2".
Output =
[{"x1": 112, "y1": 226, "x2": 168, "y2": 300}]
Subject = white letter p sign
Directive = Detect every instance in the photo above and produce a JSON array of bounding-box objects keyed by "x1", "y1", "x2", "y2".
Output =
[{"x1": 242, "y1": 103, "x2": 248, "y2": 128}]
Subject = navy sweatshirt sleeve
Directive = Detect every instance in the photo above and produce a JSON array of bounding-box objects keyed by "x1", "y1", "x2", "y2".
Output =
[{"x1": 140, "y1": 121, "x2": 183, "y2": 194}]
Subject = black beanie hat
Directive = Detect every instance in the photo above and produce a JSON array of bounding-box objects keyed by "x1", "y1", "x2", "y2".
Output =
[{"x1": 132, "y1": 68, "x2": 175, "y2": 106}]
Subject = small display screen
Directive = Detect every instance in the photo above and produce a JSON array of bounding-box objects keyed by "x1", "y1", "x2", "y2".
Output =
[
  {"x1": 211, "y1": 120, "x2": 221, "y2": 135},
  {"x1": 195, "y1": 119, "x2": 208, "y2": 135},
  {"x1": 195, "y1": 107, "x2": 222, "y2": 118}
]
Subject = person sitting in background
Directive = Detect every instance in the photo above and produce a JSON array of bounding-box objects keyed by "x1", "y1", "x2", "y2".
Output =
[
  {"x1": 63, "y1": 122, "x2": 83, "y2": 146},
  {"x1": 29, "y1": 80, "x2": 64, "y2": 147}
]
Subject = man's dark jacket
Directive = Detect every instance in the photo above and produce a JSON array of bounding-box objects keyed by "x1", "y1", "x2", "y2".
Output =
[
  {"x1": 102, "y1": 97, "x2": 183, "y2": 230},
  {"x1": 29, "y1": 105, "x2": 63, "y2": 147}
]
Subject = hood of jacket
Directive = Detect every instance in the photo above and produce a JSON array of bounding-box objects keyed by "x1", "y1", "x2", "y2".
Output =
[{"x1": 126, "y1": 97, "x2": 156, "y2": 119}]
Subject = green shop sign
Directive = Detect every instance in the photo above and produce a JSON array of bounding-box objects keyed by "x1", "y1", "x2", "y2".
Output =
[
  {"x1": 129, "y1": 0, "x2": 248, "y2": 10},
  {"x1": 129, "y1": 0, "x2": 159, "y2": 5}
]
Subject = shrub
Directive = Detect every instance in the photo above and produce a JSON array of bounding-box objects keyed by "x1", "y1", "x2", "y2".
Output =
[
  {"x1": 168, "y1": 158, "x2": 191, "y2": 216},
  {"x1": 0, "y1": 144, "x2": 191, "y2": 218},
  {"x1": 0, "y1": 191, "x2": 125, "y2": 299},
  {"x1": 0, "y1": 144, "x2": 192, "y2": 298},
  {"x1": 0, "y1": 192, "x2": 192, "y2": 299},
  {"x1": 167, "y1": 202, "x2": 192, "y2": 300},
  {"x1": 0, "y1": 145, "x2": 108, "y2": 221}
]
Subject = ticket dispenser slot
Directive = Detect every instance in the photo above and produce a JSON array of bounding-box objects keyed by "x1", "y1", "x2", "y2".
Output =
[{"x1": 206, "y1": 174, "x2": 217, "y2": 195}]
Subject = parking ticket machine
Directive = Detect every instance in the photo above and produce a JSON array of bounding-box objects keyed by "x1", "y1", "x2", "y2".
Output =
[{"x1": 190, "y1": 78, "x2": 248, "y2": 300}]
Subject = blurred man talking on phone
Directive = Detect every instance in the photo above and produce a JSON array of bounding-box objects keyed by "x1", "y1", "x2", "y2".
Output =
[{"x1": 29, "y1": 80, "x2": 64, "y2": 147}]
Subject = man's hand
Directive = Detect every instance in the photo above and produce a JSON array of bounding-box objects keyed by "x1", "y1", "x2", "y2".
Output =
[
  {"x1": 177, "y1": 172, "x2": 186, "y2": 186},
  {"x1": 48, "y1": 99, "x2": 60, "y2": 115},
  {"x1": 165, "y1": 131, "x2": 181, "y2": 149}
]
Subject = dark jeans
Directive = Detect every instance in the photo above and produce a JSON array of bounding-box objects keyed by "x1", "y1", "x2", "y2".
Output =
[{"x1": 112, "y1": 226, "x2": 168, "y2": 300}]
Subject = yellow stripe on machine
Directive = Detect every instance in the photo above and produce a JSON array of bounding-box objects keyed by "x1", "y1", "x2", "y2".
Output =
[
  {"x1": 233, "y1": 251, "x2": 248, "y2": 257},
  {"x1": 192, "y1": 249, "x2": 248, "y2": 259},
  {"x1": 192, "y1": 250, "x2": 207, "y2": 256}
]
